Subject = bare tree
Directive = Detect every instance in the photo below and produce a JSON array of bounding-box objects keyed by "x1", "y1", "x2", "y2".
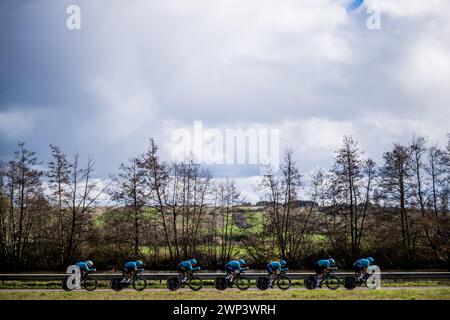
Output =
[
  {"x1": 380, "y1": 143, "x2": 416, "y2": 263},
  {"x1": 427, "y1": 144, "x2": 450, "y2": 266},
  {"x1": 137, "y1": 140, "x2": 212, "y2": 264},
  {"x1": 260, "y1": 149, "x2": 310, "y2": 262},
  {"x1": 168, "y1": 157, "x2": 211, "y2": 259},
  {"x1": 137, "y1": 139, "x2": 175, "y2": 262},
  {"x1": 215, "y1": 180, "x2": 240, "y2": 265},
  {"x1": 64, "y1": 154, "x2": 108, "y2": 264},
  {"x1": 110, "y1": 158, "x2": 148, "y2": 258},
  {"x1": 3, "y1": 143, "x2": 43, "y2": 269},
  {"x1": 410, "y1": 136, "x2": 443, "y2": 262},
  {"x1": 47, "y1": 144, "x2": 71, "y2": 265},
  {"x1": 324, "y1": 136, "x2": 375, "y2": 264},
  {"x1": 0, "y1": 161, "x2": 8, "y2": 267}
]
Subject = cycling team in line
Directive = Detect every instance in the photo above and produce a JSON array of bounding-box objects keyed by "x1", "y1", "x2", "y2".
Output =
[{"x1": 74, "y1": 256, "x2": 375, "y2": 289}]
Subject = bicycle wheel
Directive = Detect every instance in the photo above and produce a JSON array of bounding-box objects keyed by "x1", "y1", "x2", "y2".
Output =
[
  {"x1": 132, "y1": 277, "x2": 147, "y2": 291},
  {"x1": 365, "y1": 275, "x2": 379, "y2": 290},
  {"x1": 304, "y1": 276, "x2": 316, "y2": 290},
  {"x1": 61, "y1": 279, "x2": 73, "y2": 291},
  {"x1": 82, "y1": 278, "x2": 98, "y2": 291},
  {"x1": 111, "y1": 278, "x2": 124, "y2": 292},
  {"x1": 256, "y1": 277, "x2": 269, "y2": 290},
  {"x1": 276, "y1": 274, "x2": 291, "y2": 290},
  {"x1": 167, "y1": 277, "x2": 181, "y2": 291},
  {"x1": 344, "y1": 276, "x2": 357, "y2": 290},
  {"x1": 236, "y1": 276, "x2": 251, "y2": 291},
  {"x1": 325, "y1": 275, "x2": 340, "y2": 290},
  {"x1": 214, "y1": 277, "x2": 227, "y2": 290},
  {"x1": 188, "y1": 276, "x2": 203, "y2": 291}
]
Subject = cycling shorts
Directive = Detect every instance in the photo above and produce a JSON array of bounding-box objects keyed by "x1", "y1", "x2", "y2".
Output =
[
  {"x1": 226, "y1": 266, "x2": 239, "y2": 273},
  {"x1": 314, "y1": 262, "x2": 327, "y2": 274},
  {"x1": 353, "y1": 265, "x2": 364, "y2": 273}
]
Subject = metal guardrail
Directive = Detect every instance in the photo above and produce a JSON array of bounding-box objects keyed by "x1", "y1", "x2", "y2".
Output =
[{"x1": 1, "y1": 272, "x2": 449, "y2": 281}]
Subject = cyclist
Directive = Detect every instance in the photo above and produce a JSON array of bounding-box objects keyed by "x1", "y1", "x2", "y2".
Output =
[
  {"x1": 121, "y1": 260, "x2": 144, "y2": 283},
  {"x1": 75, "y1": 260, "x2": 96, "y2": 276},
  {"x1": 266, "y1": 260, "x2": 288, "y2": 288},
  {"x1": 178, "y1": 259, "x2": 201, "y2": 283},
  {"x1": 225, "y1": 259, "x2": 248, "y2": 284},
  {"x1": 314, "y1": 258, "x2": 336, "y2": 288},
  {"x1": 353, "y1": 257, "x2": 374, "y2": 280}
]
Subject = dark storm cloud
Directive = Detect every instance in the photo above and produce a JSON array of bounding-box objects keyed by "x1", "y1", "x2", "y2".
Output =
[{"x1": 1, "y1": 0, "x2": 449, "y2": 194}]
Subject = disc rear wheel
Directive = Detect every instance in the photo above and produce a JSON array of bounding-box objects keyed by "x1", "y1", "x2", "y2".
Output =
[
  {"x1": 304, "y1": 276, "x2": 316, "y2": 290},
  {"x1": 214, "y1": 277, "x2": 227, "y2": 290},
  {"x1": 167, "y1": 277, "x2": 181, "y2": 291},
  {"x1": 256, "y1": 277, "x2": 269, "y2": 290}
]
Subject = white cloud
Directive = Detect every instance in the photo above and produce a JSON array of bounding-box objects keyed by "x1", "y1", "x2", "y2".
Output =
[{"x1": 366, "y1": 0, "x2": 450, "y2": 18}]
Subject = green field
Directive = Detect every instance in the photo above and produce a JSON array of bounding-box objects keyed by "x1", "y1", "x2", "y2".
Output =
[{"x1": 1, "y1": 288, "x2": 449, "y2": 300}]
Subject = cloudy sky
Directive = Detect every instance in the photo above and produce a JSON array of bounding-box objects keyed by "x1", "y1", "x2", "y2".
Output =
[{"x1": 1, "y1": 0, "x2": 450, "y2": 202}]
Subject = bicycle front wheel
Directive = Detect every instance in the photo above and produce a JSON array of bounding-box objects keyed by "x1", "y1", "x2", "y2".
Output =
[
  {"x1": 236, "y1": 277, "x2": 250, "y2": 291},
  {"x1": 82, "y1": 278, "x2": 98, "y2": 291},
  {"x1": 276, "y1": 274, "x2": 291, "y2": 290},
  {"x1": 188, "y1": 276, "x2": 203, "y2": 291},
  {"x1": 132, "y1": 277, "x2": 147, "y2": 291},
  {"x1": 325, "y1": 275, "x2": 340, "y2": 290}
]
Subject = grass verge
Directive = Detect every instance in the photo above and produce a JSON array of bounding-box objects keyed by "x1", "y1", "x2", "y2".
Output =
[{"x1": 1, "y1": 288, "x2": 449, "y2": 300}]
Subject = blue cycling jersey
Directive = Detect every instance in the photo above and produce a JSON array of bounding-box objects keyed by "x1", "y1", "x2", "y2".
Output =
[
  {"x1": 178, "y1": 260, "x2": 201, "y2": 271},
  {"x1": 123, "y1": 261, "x2": 138, "y2": 271},
  {"x1": 225, "y1": 260, "x2": 244, "y2": 271},
  {"x1": 75, "y1": 261, "x2": 95, "y2": 272},
  {"x1": 316, "y1": 259, "x2": 331, "y2": 268},
  {"x1": 266, "y1": 261, "x2": 288, "y2": 272},
  {"x1": 353, "y1": 259, "x2": 370, "y2": 268}
]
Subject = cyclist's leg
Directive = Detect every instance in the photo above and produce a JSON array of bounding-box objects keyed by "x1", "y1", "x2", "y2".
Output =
[
  {"x1": 121, "y1": 268, "x2": 132, "y2": 283},
  {"x1": 225, "y1": 267, "x2": 233, "y2": 286},
  {"x1": 178, "y1": 267, "x2": 187, "y2": 282},
  {"x1": 354, "y1": 266, "x2": 363, "y2": 280},
  {"x1": 317, "y1": 271, "x2": 325, "y2": 287},
  {"x1": 268, "y1": 274, "x2": 274, "y2": 288},
  {"x1": 360, "y1": 267, "x2": 368, "y2": 280},
  {"x1": 130, "y1": 270, "x2": 137, "y2": 282},
  {"x1": 225, "y1": 266, "x2": 233, "y2": 281},
  {"x1": 314, "y1": 263, "x2": 322, "y2": 287},
  {"x1": 231, "y1": 269, "x2": 239, "y2": 283},
  {"x1": 266, "y1": 265, "x2": 273, "y2": 287},
  {"x1": 185, "y1": 270, "x2": 193, "y2": 282}
]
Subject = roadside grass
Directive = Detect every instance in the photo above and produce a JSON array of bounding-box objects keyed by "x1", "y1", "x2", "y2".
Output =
[{"x1": 1, "y1": 288, "x2": 449, "y2": 300}]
